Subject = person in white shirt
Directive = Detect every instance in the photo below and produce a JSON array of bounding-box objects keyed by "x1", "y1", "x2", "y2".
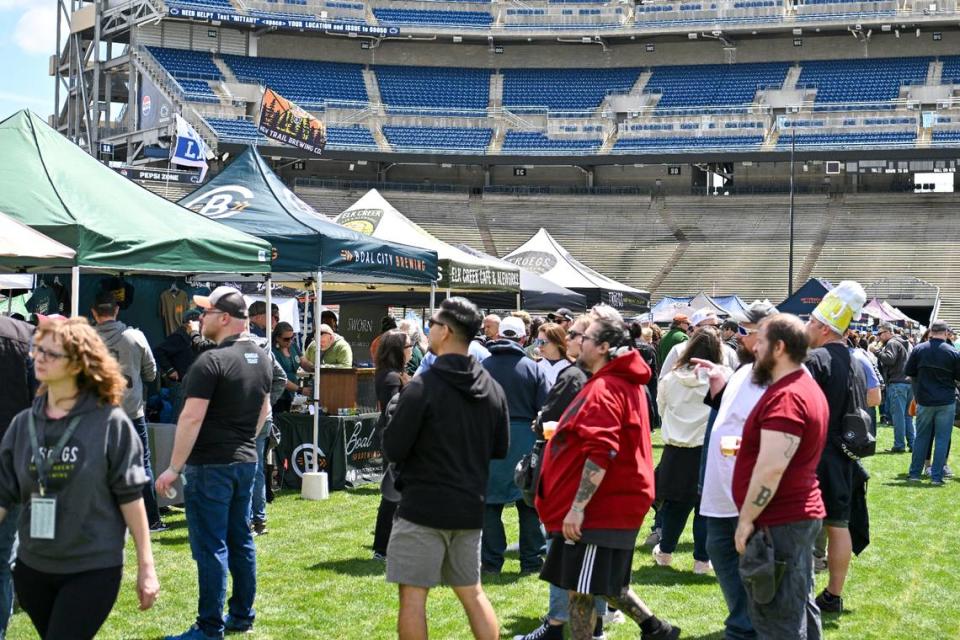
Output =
[
  {"x1": 691, "y1": 300, "x2": 779, "y2": 640},
  {"x1": 659, "y1": 310, "x2": 738, "y2": 380},
  {"x1": 654, "y1": 330, "x2": 731, "y2": 575},
  {"x1": 534, "y1": 323, "x2": 571, "y2": 390}
]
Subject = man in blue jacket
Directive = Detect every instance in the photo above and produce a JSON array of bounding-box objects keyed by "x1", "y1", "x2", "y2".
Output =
[
  {"x1": 481, "y1": 315, "x2": 549, "y2": 575},
  {"x1": 905, "y1": 319, "x2": 960, "y2": 485}
]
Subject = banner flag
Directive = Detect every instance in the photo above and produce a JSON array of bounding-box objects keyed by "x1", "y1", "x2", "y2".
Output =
[
  {"x1": 258, "y1": 87, "x2": 327, "y2": 155},
  {"x1": 171, "y1": 114, "x2": 210, "y2": 181}
]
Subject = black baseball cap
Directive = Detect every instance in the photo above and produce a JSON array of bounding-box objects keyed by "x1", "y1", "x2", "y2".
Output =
[
  {"x1": 193, "y1": 286, "x2": 248, "y2": 319},
  {"x1": 548, "y1": 308, "x2": 574, "y2": 322}
]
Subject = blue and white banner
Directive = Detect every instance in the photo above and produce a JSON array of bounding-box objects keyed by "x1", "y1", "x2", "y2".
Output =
[
  {"x1": 171, "y1": 114, "x2": 209, "y2": 182},
  {"x1": 167, "y1": 7, "x2": 400, "y2": 37}
]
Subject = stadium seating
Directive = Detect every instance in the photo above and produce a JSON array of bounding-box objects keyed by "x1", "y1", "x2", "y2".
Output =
[
  {"x1": 940, "y1": 56, "x2": 960, "y2": 84},
  {"x1": 221, "y1": 54, "x2": 367, "y2": 105},
  {"x1": 502, "y1": 67, "x2": 642, "y2": 112},
  {"x1": 177, "y1": 79, "x2": 220, "y2": 104},
  {"x1": 797, "y1": 57, "x2": 930, "y2": 103},
  {"x1": 147, "y1": 46, "x2": 223, "y2": 79},
  {"x1": 375, "y1": 66, "x2": 490, "y2": 111},
  {"x1": 382, "y1": 126, "x2": 493, "y2": 151},
  {"x1": 646, "y1": 62, "x2": 790, "y2": 109},
  {"x1": 778, "y1": 131, "x2": 915, "y2": 146},
  {"x1": 372, "y1": 8, "x2": 493, "y2": 26},
  {"x1": 613, "y1": 135, "x2": 764, "y2": 150},
  {"x1": 932, "y1": 130, "x2": 960, "y2": 143},
  {"x1": 205, "y1": 118, "x2": 377, "y2": 148},
  {"x1": 503, "y1": 132, "x2": 603, "y2": 152}
]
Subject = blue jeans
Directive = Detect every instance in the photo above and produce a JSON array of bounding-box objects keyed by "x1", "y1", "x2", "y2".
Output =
[
  {"x1": 252, "y1": 429, "x2": 269, "y2": 524},
  {"x1": 658, "y1": 500, "x2": 709, "y2": 562},
  {"x1": 131, "y1": 416, "x2": 161, "y2": 526},
  {"x1": 910, "y1": 403, "x2": 955, "y2": 483},
  {"x1": 887, "y1": 383, "x2": 916, "y2": 450},
  {"x1": 184, "y1": 462, "x2": 258, "y2": 637},
  {"x1": 481, "y1": 501, "x2": 545, "y2": 572},
  {"x1": 0, "y1": 505, "x2": 19, "y2": 639},
  {"x1": 705, "y1": 516, "x2": 756, "y2": 640},
  {"x1": 545, "y1": 538, "x2": 607, "y2": 622}
]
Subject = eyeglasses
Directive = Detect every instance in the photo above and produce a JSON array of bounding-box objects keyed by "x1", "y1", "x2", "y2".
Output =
[
  {"x1": 279, "y1": 336, "x2": 294, "y2": 343},
  {"x1": 737, "y1": 326, "x2": 758, "y2": 337},
  {"x1": 428, "y1": 318, "x2": 446, "y2": 328},
  {"x1": 566, "y1": 330, "x2": 584, "y2": 340},
  {"x1": 202, "y1": 309, "x2": 225, "y2": 317},
  {"x1": 582, "y1": 334, "x2": 601, "y2": 344},
  {"x1": 32, "y1": 345, "x2": 68, "y2": 362}
]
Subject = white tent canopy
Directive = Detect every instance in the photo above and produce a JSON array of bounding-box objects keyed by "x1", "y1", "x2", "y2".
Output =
[
  {"x1": 503, "y1": 228, "x2": 649, "y2": 312},
  {"x1": 0, "y1": 210, "x2": 75, "y2": 271}
]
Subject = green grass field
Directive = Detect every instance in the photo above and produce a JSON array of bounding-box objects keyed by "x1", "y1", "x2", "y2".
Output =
[{"x1": 9, "y1": 425, "x2": 959, "y2": 640}]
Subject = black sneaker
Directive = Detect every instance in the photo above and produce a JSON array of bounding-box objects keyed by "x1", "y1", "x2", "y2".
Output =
[
  {"x1": 642, "y1": 620, "x2": 681, "y2": 640},
  {"x1": 513, "y1": 618, "x2": 563, "y2": 640},
  {"x1": 251, "y1": 520, "x2": 267, "y2": 536},
  {"x1": 149, "y1": 521, "x2": 168, "y2": 533},
  {"x1": 593, "y1": 616, "x2": 605, "y2": 640},
  {"x1": 816, "y1": 588, "x2": 843, "y2": 613}
]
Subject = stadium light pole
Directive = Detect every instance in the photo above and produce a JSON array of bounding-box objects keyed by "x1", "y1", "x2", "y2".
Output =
[{"x1": 788, "y1": 124, "x2": 796, "y2": 298}]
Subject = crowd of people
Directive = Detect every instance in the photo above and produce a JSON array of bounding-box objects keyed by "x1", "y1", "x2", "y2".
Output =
[{"x1": 0, "y1": 277, "x2": 956, "y2": 639}]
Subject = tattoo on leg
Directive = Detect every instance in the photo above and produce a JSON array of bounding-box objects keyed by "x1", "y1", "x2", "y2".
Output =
[
  {"x1": 568, "y1": 592, "x2": 597, "y2": 640},
  {"x1": 607, "y1": 588, "x2": 653, "y2": 626},
  {"x1": 752, "y1": 485, "x2": 773, "y2": 508},
  {"x1": 574, "y1": 459, "x2": 604, "y2": 504}
]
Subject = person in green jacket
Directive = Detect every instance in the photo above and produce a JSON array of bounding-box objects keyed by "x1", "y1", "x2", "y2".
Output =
[
  {"x1": 657, "y1": 314, "x2": 691, "y2": 368},
  {"x1": 302, "y1": 323, "x2": 354, "y2": 369}
]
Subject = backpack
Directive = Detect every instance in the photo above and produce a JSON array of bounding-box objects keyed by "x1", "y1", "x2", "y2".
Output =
[
  {"x1": 835, "y1": 354, "x2": 876, "y2": 460},
  {"x1": 514, "y1": 438, "x2": 546, "y2": 508}
]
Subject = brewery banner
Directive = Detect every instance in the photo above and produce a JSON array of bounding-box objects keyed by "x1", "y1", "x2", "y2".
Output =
[
  {"x1": 275, "y1": 412, "x2": 381, "y2": 491},
  {"x1": 258, "y1": 88, "x2": 327, "y2": 155}
]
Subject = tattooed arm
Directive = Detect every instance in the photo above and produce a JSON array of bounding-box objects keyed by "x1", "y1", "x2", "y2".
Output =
[
  {"x1": 562, "y1": 459, "x2": 606, "y2": 543},
  {"x1": 735, "y1": 429, "x2": 801, "y2": 554}
]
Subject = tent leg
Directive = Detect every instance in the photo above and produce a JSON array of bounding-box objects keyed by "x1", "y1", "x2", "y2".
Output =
[
  {"x1": 6, "y1": 291, "x2": 11, "y2": 315},
  {"x1": 430, "y1": 283, "x2": 436, "y2": 316},
  {"x1": 264, "y1": 276, "x2": 272, "y2": 337},
  {"x1": 70, "y1": 267, "x2": 80, "y2": 318},
  {"x1": 517, "y1": 293, "x2": 521, "y2": 312},
  {"x1": 313, "y1": 269, "x2": 322, "y2": 474},
  {"x1": 301, "y1": 287, "x2": 309, "y2": 351},
  {"x1": 446, "y1": 288, "x2": 451, "y2": 300}
]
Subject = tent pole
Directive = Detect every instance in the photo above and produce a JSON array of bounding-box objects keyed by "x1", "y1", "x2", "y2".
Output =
[
  {"x1": 313, "y1": 269, "x2": 322, "y2": 474},
  {"x1": 446, "y1": 288, "x2": 451, "y2": 300},
  {"x1": 430, "y1": 283, "x2": 436, "y2": 316},
  {"x1": 301, "y1": 287, "x2": 309, "y2": 350},
  {"x1": 70, "y1": 267, "x2": 80, "y2": 317},
  {"x1": 6, "y1": 291, "x2": 11, "y2": 315},
  {"x1": 516, "y1": 293, "x2": 521, "y2": 312},
  {"x1": 264, "y1": 276, "x2": 272, "y2": 338}
]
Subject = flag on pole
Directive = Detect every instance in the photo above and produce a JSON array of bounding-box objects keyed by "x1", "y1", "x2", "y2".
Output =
[{"x1": 171, "y1": 114, "x2": 210, "y2": 181}]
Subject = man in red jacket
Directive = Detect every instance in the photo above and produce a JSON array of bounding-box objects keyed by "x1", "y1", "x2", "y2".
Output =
[{"x1": 536, "y1": 308, "x2": 681, "y2": 640}]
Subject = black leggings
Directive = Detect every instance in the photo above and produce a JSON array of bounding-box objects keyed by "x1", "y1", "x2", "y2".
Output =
[
  {"x1": 14, "y1": 560, "x2": 123, "y2": 640},
  {"x1": 373, "y1": 498, "x2": 399, "y2": 556}
]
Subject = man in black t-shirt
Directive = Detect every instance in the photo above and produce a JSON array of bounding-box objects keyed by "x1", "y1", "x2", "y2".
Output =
[{"x1": 156, "y1": 287, "x2": 272, "y2": 640}]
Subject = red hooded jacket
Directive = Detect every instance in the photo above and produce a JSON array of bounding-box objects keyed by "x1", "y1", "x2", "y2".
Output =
[{"x1": 535, "y1": 349, "x2": 655, "y2": 533}]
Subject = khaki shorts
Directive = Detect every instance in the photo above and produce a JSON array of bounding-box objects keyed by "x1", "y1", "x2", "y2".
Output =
[{"x1": 386, "y1": 517, "x2": 481, "y2": 588}]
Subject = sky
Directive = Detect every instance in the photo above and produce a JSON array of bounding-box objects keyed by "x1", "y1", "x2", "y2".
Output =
[{"x1": 0, "y1": 1, "x2": 62, "y2": 119}]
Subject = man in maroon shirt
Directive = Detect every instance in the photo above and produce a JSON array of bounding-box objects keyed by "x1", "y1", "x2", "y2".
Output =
[{"x1": 732, "y1": 314, "x2": 829, "y2": 640}]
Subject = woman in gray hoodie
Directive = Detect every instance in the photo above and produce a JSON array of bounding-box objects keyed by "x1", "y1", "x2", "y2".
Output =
[{"x1": 0, "y1": 317, "x2": 159, "y2": 639}]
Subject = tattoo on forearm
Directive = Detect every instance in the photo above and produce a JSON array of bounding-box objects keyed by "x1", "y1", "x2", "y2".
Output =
[
  {"x1": 574, "y1": 459, "x2": 604, "y2": 505},
  {"x1": 783, "y1": 433, "x2": 800, "y2": 459},
  {"x1": 752, "y1": 485, "x2": 773, "y2": 507},
  {"x1": 568, "y1": 593, "x2": 598, "y2": 640},
  {"x1": 607, "y1": 588, "x2": 653, "y2": 626}
]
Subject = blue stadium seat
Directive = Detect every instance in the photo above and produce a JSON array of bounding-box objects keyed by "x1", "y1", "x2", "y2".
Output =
[
  {"x1": 177, "y1": 79, "x2": 220, "y2": 104},
  {"x1": 797, "y1": 57, "x2": 930, "y2": 103},
  {"x1": 147, "y1": 46, "x2": 223, "y2": 79},
  {"x1": 221, "y1": 54, "x2": 367, "y2": 105},
  {"x1": 372, "y1": 8, "x2": 493, "y2": 26},
  {"x1": 613, "y1": 135, "x2": 763, "y2": 151},
  {"x1": 646, "y1": 62, "x2": 790, "y2": 110},
  {"x1": 375, "y1": 66, "x2": 490, "y2": 111},
  {"x1": 502, "y1": 68, "x2": 641, "y2": 112},
  {"x1": 777, "y1": 131, "x2": 915, "y2": 146},
  {"x1": 503, "y1": 132, "x2": 603, "y2": 152},
  {"x1": 206, "y1": 118, "x2": 377, "y2": 148},
  {"x1": 382, "y1": 126, "x2": 493, "y2": 151}
]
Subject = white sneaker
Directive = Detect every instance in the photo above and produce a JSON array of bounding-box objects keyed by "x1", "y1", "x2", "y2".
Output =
[
  {"x1": 602, "y1": 610, "x2": 625, "y2": 625},
  {"x1": 652, "y1": 544, "x2": 673, "y2": 566},
  {"x1": 944, "y1": 465, "x2": 955, "y2": 478},
  {"x1": 924, "y1": 464, "x2": 932, "y2": 476},
  {"x1": 813, "y1": 555, "x2": 828, "y2": 574},
  {"x1": 693, "y1": 560, "x2": 713, "y2": 575}
]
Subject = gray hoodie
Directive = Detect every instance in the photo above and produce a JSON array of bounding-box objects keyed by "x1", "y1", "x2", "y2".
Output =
[
  {"x1": 95, "y1": 320, "x2": 157, "y2": 419},
  {"x1": 0, "y1": 393, "x2": 148, "y2": 574}
]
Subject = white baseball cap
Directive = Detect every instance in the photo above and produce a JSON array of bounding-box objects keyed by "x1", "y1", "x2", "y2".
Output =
[
  {"x1": 499, "y1": 316, "x2": 527, "y2": 338},
  {"x1": 690, "y1": 309, "x2": 719, "y2": 327}
]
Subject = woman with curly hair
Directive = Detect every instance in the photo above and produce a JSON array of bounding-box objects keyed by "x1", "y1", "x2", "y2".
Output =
[{"x1": 0, "y1": 317, "x2": 159, "y2": 639}]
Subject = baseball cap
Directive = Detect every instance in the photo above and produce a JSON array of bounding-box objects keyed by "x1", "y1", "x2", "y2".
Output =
[
  {"x1": 547, "y1": 308, "x2": 574, "y2": 322},
  {"x1": 193, "y1": 286, "x2": 248, "y2": 319},
  {"x1": 499, "y1": 316, "x2": 527, "y2": 339},
  {"x1": 743, "y1": 300, "x2": 779, "y2": 325},
  {"x1": 931, "y1": 319, "x2": 950, "y2": 333},
  {"x1": 690, "y1": 309, "x2": 718, "y2": 327}
]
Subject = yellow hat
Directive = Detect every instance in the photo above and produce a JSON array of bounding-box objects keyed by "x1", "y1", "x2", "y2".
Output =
[{"x1": 812, "y1": 281, "x2": 866, "y2": 335}]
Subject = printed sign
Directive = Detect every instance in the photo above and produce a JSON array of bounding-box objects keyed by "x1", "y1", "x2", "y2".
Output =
[{"x1": 258, "y1": 88, "x2": 327, "y2": 155}]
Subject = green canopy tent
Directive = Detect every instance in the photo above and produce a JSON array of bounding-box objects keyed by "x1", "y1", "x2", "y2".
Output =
[{"x1": 0, "y1": 110, "x2": 272, "y2": 314}]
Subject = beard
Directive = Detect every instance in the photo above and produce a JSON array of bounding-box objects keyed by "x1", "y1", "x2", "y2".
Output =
[
  {"x1": 751, "y1": 350, "x2": 777, "y2": 387},
  {"x1": 736, "y1": 342, "x2": 755, "y2": 364}
]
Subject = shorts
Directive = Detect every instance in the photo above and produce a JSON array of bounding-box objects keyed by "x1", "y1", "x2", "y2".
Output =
[
  {"x1": 817, "y1": 446, "x2": 853, "y2": 527},
  {"x1": 540, "y1": 534, "x2": 634, "y2": 597},
  {"x1": 386, "y1": 517, "x2": 481, "y2": 588}
]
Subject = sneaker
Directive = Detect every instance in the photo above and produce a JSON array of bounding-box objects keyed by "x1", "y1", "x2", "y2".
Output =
[
  {"x1": 251, "y1": 520, "x2": 267, "y2": 536},
  {"x1": 931, "y1": 479, "x2": 946, "y2": 487},
  {"x1": 642, "y1": 620, "x2": 681, "y2": 640},
  {"x1": 149, "y1": 521, "x2": 169, "y2": 533},
  {"x1": 813, "y1": 555, "x2": 828, "y2": 573},
  {"x1": 224, "y1": 614, "x2": 253, "y2": 634},
  {"x1": 602, "y1": 609, "x2": 625, "y2": 625},
  {"x1": 593, "y1": 616, "x2": 605, "y2": 640},
  {"x1": 164, "y1": 624, "x2": 220, "y2": 640},
  {"x1": 651, "y1": 544, "x2": 672, "y2": 567},
  {"x1": 923, "y1": 464, "x2": 932, "y2": 476},
  {"x1": 906, "y1": 476, "x2": 923, "y2": 483},
  {"x1": 644, "y1": 528, "x2": 662, "y2": 546},
  {"x1": 888, "y1": 447, "x2": 906, "y2": 454},
  {"x1": 372, "y1": 551, "x2": 387, "y2": 562},
  {"x1": 815, "y1": 588, "x2": 843, "y2": 614},
  {"x1": 944, "y1": 465, "x2": 955, "y2": 478},
  {"x1": 513, "y1": 618, "x2": 563, "y2": 640},
  {"x1": 693, "y1": 559, "x2": 713, "y2": 575}
]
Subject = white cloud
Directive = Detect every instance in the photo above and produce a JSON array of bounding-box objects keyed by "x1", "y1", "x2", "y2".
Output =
[
  {"x1": 13, "y1": 6, "x2": 60, "y2": 56},
  {"x1": 0, "y1": 0, "x2": 32, "y2": 10}
]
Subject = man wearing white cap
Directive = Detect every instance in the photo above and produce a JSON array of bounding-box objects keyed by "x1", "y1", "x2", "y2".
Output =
[
  {"x1": 659, "y1": 310, "x2": 738, "y2": 380},
  {"x1": 803, "y1": 281, "x2": 869, "y2": 617},
  {"x1": 156, "y1": 286, "x2": 273, "y2": 640}
]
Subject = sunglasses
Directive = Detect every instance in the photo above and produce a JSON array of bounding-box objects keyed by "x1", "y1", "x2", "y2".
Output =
[
  {"x1": 737, "y1": 326, "x2": 758, "y2": 336},
  {"x1": 566, "y1": 330, "x2": 584, "y2": 340},
  {"x1": 32, "y1": 345, "x2": 68, "y2": 362},
  {"x1": 202, "y1": 309, "x2": 226, "y2": 317},
  {"x1": 279, "y1": 336, "x2": 294, "y2": 343},
  {"x1": 428, "y1": 318, "x2": 446, "y2": 328}
]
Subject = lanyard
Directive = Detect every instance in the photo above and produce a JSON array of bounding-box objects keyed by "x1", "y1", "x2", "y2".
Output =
[{"x1": 27, "y1": 413, "x2": 81, "y2": 497}]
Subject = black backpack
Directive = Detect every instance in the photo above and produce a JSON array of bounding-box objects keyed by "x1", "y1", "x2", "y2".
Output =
[{"x1": 835, "y1": 353, "x2": 876, "y2": 460}]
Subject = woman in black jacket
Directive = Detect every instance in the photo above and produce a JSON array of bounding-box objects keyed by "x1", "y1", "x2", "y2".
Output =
[{"x1": 372, "y1": 330, "x2": 412, "y2": 560}]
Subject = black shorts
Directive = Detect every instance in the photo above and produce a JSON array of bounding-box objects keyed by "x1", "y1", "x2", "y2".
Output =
[
  {"x1": 540, "y1": 535, "x2": 634, "y2": 596},
  {"x1": 817, "y1": 445, "x2": 853, "y2": 527}
]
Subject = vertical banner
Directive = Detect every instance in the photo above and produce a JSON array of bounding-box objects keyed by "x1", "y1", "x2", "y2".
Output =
[
  {"x1": 258, "y1": 87, "x2": 327, "y2": 155},
  {"x1": 139, "y1": 74, "x2": 174, "y2": 130},
  {"x1": 171, "y1": 114, "x2": 210, "y2": 181}
]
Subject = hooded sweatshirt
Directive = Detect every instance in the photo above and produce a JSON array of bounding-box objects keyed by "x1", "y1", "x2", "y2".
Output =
[
  {"x1": 94, "y1": 320, "x2": 157, "y2": 420},
  {"x1": 0, "y1": 393, "x2": 147, "y2": 574},
  {"x1": 383, "y1": 353, "x2": 509, "y2": 530},
  {"x1": 536, "y1": 349, "x2": 655, "y2": 533},
  {"x1": 658, "y1": 364, "x2": 729, "y2": 447},
  {"x1": 305, "y1": 334, "x2": 353, "y2": 368}
]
